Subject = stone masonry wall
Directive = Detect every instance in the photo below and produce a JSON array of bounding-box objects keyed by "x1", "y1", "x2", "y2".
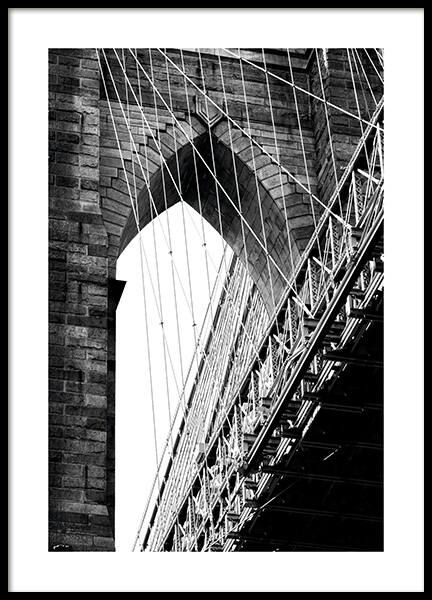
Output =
[{"x1": 49, "y1": 48, "x2": 114, "y2": 551}]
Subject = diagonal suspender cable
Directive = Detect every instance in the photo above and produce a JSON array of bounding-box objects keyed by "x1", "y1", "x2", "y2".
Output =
[
  {"x1": 353, "y1": 48, "x2": 378, "y2": 106},
  {"x1": 106, "y1": 49, "x2": 246, "y2": 399},
  {"x1": 129, "y1": 49, "x2": 327, "y2": 314},
  {"x1": 129, "y1": 49, "x2": 297, "y2": 289},
  {"x1": 122, "y1": 47, "x2": 173, "y2": 403},
  {"x1": 165, "y1": 50, "x2": 261, "y2": 379},
  {"x1": 346, "y1": 49, "x2": 371, "y2": 173},
  {"x1": 102, "y1": 49, "x2": 194, "y2": 407},
  {"x1": 170, "y1": 53, "x2": 276, "y2": 438},
  {"x1": 131, "y1": 50, "x2": 266, "y2": 548},
  {"x1": 162, "y1": 48, "x2": 263, "y2": 382},
  {"x1": 106, "y1": 50, "x2": 223, "y2": 335},
  {"x1": 173, "y1": 48, "x2": 225, "y2": 539},
  {"x1": 121, "y1": 49, "x2": 141, "y2": 228},
  {"x1": 132, "y1": 249, "x2": 232, "y2": 551},
  {"x1": 163, "y1": 52, "x2": 262, "y2": 368},
  {"x1": 214, "y1": 49, "x2": 274, "y2": 362},
  {"x1": 286, "y1": 48, "x2": 324, "y2": 310},
  {"x1": 102, "y1": 62, "x2": 197, "y2": 544},
  {"x1": 112, "y1": 49, "x2": 277, "y2": 354},
  {"x1": 194, "y1": 47, "x2": 234, "y2": 309},
  {"x1": 350, "y1": 47, "x2": 373, "y2": 121},
  {"x1": 102, "y1": 51, "x2": 243, "y2": 520},
  {"x1": 97, "y1": 49, "x2": 162, "y2": 513},
  {"x1": 315, "y1": 49, "x2": 343, "y2": 218},
  {"x1": 262, "y1": 48, "x2": 298, "y2": 288},
  {"x1": 145, "y1": 49, "x2": 186, "y2": 394},
  {"x1": 363, "y1": 48, "x2": 384, "y2": 84},
  {"x1": 236, "y1": 48, "x2": 278, "y2": 316},
  {"x1": 160, "y1": 48, "x2": 210, "y2": 390},
  {"x1": 374, "y1": 48, "x2": 384, "y2": 69},
  {"x1": 215, "y1": 49, "x2": 252, "y2": 284},
  {"x1": 145, "y1": 51, "x2": 183, "y2": 525},
  {"x1": 193, "y1": 49, "x2": 254, "y2": 455},
  {"x1": 177, "y1": 48, "x2": 214, "y2": 306},
  {"x1": 146, "y1": 263, "x2": 249, "y2": 550},
  {"x1": 107, "y1": 51, "x2": 193, "y2": 321},
  {"x1": 132, "y1": 57, "x2": 253, "y2": 528},
  {"x1": 157, "y1": 48, "x2": 348, "y2": 229},
  {"x1": 146, "y1": 52, "x2": 220, "y2": 494},
  {"x1": 221, "y1": 48, "x2": 380, "y2": 130},
  {"x1": 125, "y1": 51, "x2": 175, "y2": 449}
]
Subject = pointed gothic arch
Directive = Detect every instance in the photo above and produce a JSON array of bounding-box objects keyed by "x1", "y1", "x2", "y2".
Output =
[{"x1": 101, "y1": 116, "x2": 318, "y2": 313}]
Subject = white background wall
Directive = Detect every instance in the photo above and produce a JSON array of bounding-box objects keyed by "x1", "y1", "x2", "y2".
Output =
[{"x1": 10, "y1": 7, "x2": 424, "y2": 593}]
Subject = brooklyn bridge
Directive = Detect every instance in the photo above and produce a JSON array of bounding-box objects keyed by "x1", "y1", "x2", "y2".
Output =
[{"x1": 49, "y1": 48, "x2": 384, "y2": 552}]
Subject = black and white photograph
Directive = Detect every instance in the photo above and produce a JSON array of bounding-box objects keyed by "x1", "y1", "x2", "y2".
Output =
[
  {"x1": 49, "y1": 46, "x2": 385, "y2": 554},
  {"x1": 9, "y1": 8, "x2": 423, "y2": 593}
]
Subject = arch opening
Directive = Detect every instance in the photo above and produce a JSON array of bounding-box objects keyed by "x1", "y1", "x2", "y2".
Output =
[
  {"x1": 116, "y1": 129, "x2": 314, "y2": 314},
  {"x1": 115, "y1": 201, "x2": 236, "y2": 550}
]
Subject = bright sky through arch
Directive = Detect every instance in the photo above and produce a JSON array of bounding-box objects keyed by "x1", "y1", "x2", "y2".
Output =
[{"x1": 115, "y1": 202, "x2": 232, "y2": 551}]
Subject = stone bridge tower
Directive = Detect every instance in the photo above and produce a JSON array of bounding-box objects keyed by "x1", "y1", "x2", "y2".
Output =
[{"x1": 48, "y1": 48, "x2": 383, "y2": 550}]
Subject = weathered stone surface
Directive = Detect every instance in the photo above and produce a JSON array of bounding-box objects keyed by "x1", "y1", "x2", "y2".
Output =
[{"x1": 49, "y1": 49, "x2": 114, "y2": 552}]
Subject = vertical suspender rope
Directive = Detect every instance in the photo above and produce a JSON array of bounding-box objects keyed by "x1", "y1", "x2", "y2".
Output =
[
  {"x1": 286, "y1": 49, "x2": 328, "y2": 298},
  {"x1": 116, "y1": 49, "x2": 265, "y2": 359},
  {"x1": 353, "y1": 48, "x2": 378, "y2": 106},
  {"x1": 262, "y1": 49, "x2": 298, "y2": 289},
  {"x1": 157, "y1": 48, "x2": 224, "y2": 543},
  {"x1": 104, "y1": 51, "x2": 195, "y2": 322},
  {"x1": 146, "y1": 48, "x2": 189, "y2": 541},
  {"x1": 163, "y1": 48, "x2": 206, "y2": 394},
  {"x1": 97, "y1": 50, "x2": 163, "y2": 541},
  {"x1": 236, "y1": 48, "x2": 278, "y2": 319},
  {"x1": 221, "y1": 47, "x2": 378, "y2": 130},
  {"x1": 147, "y1": 48, "x2": 186, "y2": 406},
  {"x1": 195, "y1": 49, "x2": 231, "y2": 282},
  {"x1": 122, "y1": 49, "x2": 276, "y2": 363},
  {"x1": 126, "y1": 51, "x2": 175, "y2": 447},
  {"x1": 157, "y1": 48, "x2": 348, "y2": 229},
  {"x1": 346, "y1": 49, "x2": 371, "y2": 174},
  {"x1": 215, "y1": 49, "x2": 266, "y2": 361},
  {"x1": 363, "y1": 48, "x2": 384, "y2": 84},
  {"x1": 132, "y1": 49, "x2": 332, "y2": 312},
  {"x1": 194, "y1": 48, "x2": 255, "y2": 448},
  {"x1": 109, "y1": 50, "x2": 189, "y2": 549},
  {"x1": 375, "y1": 48, "x2": 384, "y2": 69},
  {"x1": 104, "y1": 50, "x2": 201, "y2": 414},
  {"x1": 133, "y1": 251, "x2": 231, "y2": 551},
  {"x1": 163, "y1": 52, "x2": 263, "y2": 367},
  {"x1": 350, "y1": 48, "x2": 373, "y2": 120},
  {"x1": 215, "y1": 49, "x2": 254, "y2": 285},
  {"x1": 149, "y1": 45, "x2": 219, "y2": 548},
  {"x1": 101, "y1": 51, "x2": 210, "y2": 550},
  {"x1": 109, "y1": 49, "x2": 240, "y2": 418},
  {"x1": 315, "y1": 49, "x2": 343, "y2": 219}
]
